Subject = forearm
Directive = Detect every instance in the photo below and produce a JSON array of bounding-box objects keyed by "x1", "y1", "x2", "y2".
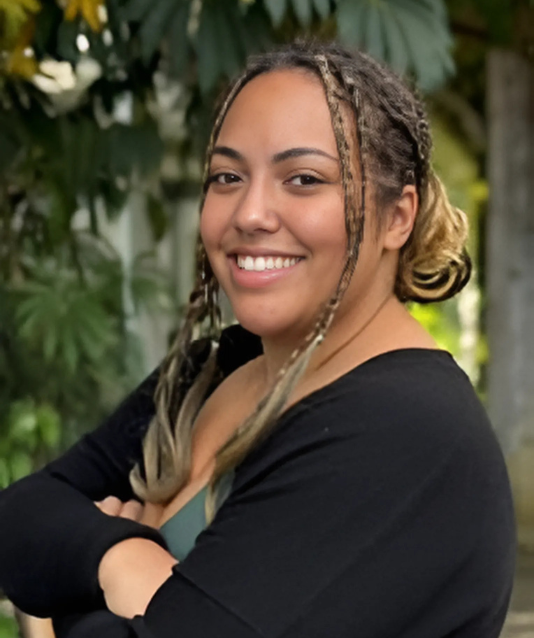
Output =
[{"x1": 0, "y1": 472, "x2": 168, "y2": 617}]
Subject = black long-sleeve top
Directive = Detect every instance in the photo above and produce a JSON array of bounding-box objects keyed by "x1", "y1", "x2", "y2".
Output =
[{"x1": 0, "y1": 325, "x2": 516, "y2": 638}]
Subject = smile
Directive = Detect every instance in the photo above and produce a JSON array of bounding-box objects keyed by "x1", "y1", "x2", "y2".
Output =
[{"x1": 236, "y1": 255, "x2": 303, "y2": 271}]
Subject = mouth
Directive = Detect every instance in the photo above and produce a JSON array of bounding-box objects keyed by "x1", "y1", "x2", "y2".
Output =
[{"x1": 234, "y1": 255, "x2": 304, "y2": 272}]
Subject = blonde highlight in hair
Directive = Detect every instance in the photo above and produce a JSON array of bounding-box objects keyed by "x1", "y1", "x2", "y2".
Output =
[
  {"x1": 396, "y1": 171, "x2": 471, "y2": 302},
  {"x1": 129, "y1": 244, "x2": 221, "y2": 503},
  {"x1": 131, "y1": 41, "x2": 472, "y2": 519}
]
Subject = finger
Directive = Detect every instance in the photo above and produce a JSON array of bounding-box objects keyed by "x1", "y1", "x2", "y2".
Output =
[
  {"x1": 95, "y1": 496, "x2": 123, "y2": 517},
  {"x1": 119, "y1": 500, "x2": 144, "y2": 522}
]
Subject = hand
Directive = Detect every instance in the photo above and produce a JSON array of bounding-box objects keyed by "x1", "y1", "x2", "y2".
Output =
[
  {"x1": 95, "y1": 496, "x2": 164, "y2": 528},
  {"x1": 95, "y1": 496, "x2": 144, "y2": 521}
]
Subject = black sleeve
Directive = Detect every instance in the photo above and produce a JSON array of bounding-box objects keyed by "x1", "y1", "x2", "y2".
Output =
[
  {"x1": 0, "y1": 326, "x2": 261, "y2": 617},
  {"x1": 52, "y1": 364, "x2": 516, "y2": 638},
  {"x1": 43, "y1": 367, "x2": 160, "y2": 502},
  {"x1": 0, "y1": 368, "x2": 169, "y2": 617}
]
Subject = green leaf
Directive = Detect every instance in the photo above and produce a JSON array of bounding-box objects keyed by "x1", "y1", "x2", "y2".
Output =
[
  {"x1": 219, "y1": 3, "x2": 247, "y2": 78},
  {"x1": 0, "y1": 127, "x2": 20, "y2": 173},
  {"x1": 337, "y1": 0, "x2": 453, "y2": 92},
  {"x1": 56, "y1": 20, "x2": 80, "y2": 64},
  {"x1": 17, "y1": 290, "x2": 59, "y2": 348},
  {"x1": 74, "y1": 118, "x2": 101, "y2": 199},
  {"x1": 396, "y1": 0, "x2": 452, "y2": 48},
  {"x1": 69, "y1": 293, "x2": 115, "y2": 361},
  {"x1": 61, "y1": 325, "x2": 79, "y2": 374},
  {"x1": 0, "y1": 459, "x2": 10, "y2": 489},
  {"x1": 43, "y1": 324, "x2": 59, "y2": 361},
  {"x1": 264, "y1": 0, "x2": 288, "y2": 25},
  {"x1": 167, "y1": 1, "x2": 192, "y2": 77},
  {"x1": 130, "y1": 124, "x2": 165, "y2": 176},
  {"x1": 139, "y1": 0, "x2": 181, "y2": 64},
  {"x1": 380, "y1": 3, "x2": 410, "y2": 74},
  {"x1": 121, "y1": 0, "x2": 154, "y2": 21},
  {"x1": 0, "y1": 614, "x2": 17, "y2": 638},
  {"x1": 17, "y1": 305, "x2": 44, "y2": 342},
  {"x1": 312, "y1": 0, "x2": 330, "y2": 19},
  {"x1": 239, "y1": 1, "x2": 274, "y2": 54},
  {"x1": 33, "y1": 3, "x2": 63, "y2": 56},
  {"x1": 336, "y1": 0, "x2": 368, "y2": 48},
  {"x1": 147, "y1": 194, "x2": 168, "y2": 243},
  {"x1": 291, "y1": 0, "x2": 313, "y2": 26},
  {"x1": 417, "y1": 0, "x2": 447, "y2": 21},
  {"x1": 196, "y1": 1, "x2": 224, "y2": 93},
  {"x1": 8, "y1": 400, "x2": 38, "y2": 442},
  {"x1": 106, "y1": 123, "x2": 164, "y2": 179},
  {"x1": 36, "y1": 404, "x2": 62, "y2": 448},
  {"x1": 392, "y1": 0, "x2": 453, "y2": 91},
  {"x1": 9, "y1": 451, "x2": 33, "y2": 482},
  {"x1": 100, "y1": 180, "x2": 129, "y2": 219},
  {"x1": 105, "y1": 125, "x2": 136, "y2": 178},
  {"x1": 365, "y1": 4, "x2": 385, "y2": 61}
]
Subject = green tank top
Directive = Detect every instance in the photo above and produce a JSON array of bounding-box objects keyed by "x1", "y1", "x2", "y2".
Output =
[
  {"x1": 159, "y1": 471, "x2": 234, "y2": 561},
  {"x1": 160, "y1": 486, "x2": 208, "y2": 561}
]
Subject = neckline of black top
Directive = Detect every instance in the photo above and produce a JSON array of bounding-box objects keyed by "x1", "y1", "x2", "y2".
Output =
[
  {"x1": 275, "y1": 347, "x2": 456, "y2": 425},
  {"x1": 225, "y1": 346, "x2": 460, "y2": 477}
]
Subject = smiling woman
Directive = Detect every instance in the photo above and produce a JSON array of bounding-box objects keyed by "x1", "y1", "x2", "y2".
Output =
[
  {"x1": 0, "y1": 42, "x2": 515, "y2": 638},
  {"x1": 200, "y1": 71, "x2": 349, "y2": 338}
]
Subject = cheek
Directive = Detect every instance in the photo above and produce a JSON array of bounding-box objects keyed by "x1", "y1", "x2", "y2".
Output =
[
  {"x1": 199, "y1": 204, "x2": 233, "y2": 292},
  {"x1": 199, "y1": 202, "x2": 222, "y2": 254},
  {"x1": 198, "y1": 212, "x2": 210, "y2": 248},
  {"x1": 287, "y1": 189, "x2": 346, "y2": 244},
  {"x1": 314, "y1": 231, "x2": 346, "y2": 268}
]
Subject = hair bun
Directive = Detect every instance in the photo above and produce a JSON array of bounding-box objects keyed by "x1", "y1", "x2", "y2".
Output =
[{"x1": 396, "y1": 173, "x2": 472, "y2": 303}]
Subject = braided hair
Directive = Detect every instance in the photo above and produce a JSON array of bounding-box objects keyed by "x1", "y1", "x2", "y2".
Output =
[{"x1": 130, "y1": 41, "x2": 471, "y2": 516}]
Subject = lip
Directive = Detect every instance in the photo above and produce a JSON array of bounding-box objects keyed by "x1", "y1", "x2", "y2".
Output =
[{"x1": 227, "y1": 255, "x2": 303, "y2": 289}]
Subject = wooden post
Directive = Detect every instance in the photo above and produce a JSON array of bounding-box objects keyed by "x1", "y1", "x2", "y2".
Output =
[{"x1": 486, "y1": 50, "x2": 534, "y2": 548}]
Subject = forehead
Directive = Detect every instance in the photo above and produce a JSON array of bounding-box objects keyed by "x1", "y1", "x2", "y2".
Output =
[{"x1": 215, "y1": 69, "x2": 339, "y2": 155}]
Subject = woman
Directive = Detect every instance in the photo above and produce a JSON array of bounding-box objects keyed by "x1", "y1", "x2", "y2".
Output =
[{"x1": 0, "y1": 41, "x2": 515, "y2": 638}]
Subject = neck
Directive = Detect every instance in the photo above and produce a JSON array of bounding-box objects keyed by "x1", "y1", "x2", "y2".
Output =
[{"x1": 259, "y1": 284, "x2": 398, "y2": 386}]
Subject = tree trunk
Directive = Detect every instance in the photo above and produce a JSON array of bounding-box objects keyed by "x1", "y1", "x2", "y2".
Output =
[{"x1": 486, "y1": 49, "x2": 534, "y2": 549}]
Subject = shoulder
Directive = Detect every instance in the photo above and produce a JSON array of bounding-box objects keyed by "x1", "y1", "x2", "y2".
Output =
[
  {"x1": 249, "y1": 349, "x2": 505, "y2": 494},
  {"x1": 282, "y1": 349, "x2": 479, "y2": 437},
  {"x1": 322, "y1": 349, "x2": 489, "y2": 442}
]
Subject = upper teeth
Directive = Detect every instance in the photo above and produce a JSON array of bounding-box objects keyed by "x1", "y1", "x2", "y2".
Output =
[{"x1": 237, "y1": 256, "x2": 300, "y2": 271}]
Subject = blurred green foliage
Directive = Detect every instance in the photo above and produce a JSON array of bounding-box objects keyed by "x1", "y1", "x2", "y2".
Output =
[
  {"x1": 0, "y1": 224, "x2": 172, "y2": 486},
  {"x1": 410, "y1": 108, "x2": 487, "y2": 379},
  {"x1": 0, "y1": 612, "x2": 17, "y2": 638}
]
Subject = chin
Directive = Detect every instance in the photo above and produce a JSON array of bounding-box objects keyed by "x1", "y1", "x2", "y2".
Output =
[
  {"x1": 233, "y1": 314, "x2": 289, "y2": 340},
  {"x1": 232, "y1": 304, "x2": 313, "y2": 342}
]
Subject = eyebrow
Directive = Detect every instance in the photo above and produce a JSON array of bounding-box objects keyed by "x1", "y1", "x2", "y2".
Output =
[{"x1": 212, "y1": 146, "x2": 338, "y2": 164}]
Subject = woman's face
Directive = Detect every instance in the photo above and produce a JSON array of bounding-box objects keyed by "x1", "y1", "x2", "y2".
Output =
[{"x1": 200, "y1": 69, "x2": 386, "y2": 340}]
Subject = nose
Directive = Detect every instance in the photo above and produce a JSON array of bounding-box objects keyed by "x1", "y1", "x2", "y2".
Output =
[{"x1": 231, "y1": 177, "x2": 281, "y2": 235}]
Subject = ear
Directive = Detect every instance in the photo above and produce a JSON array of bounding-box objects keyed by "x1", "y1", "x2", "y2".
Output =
[{"x1": 383, "y1": 185, "x2": 418, "y2": 251}]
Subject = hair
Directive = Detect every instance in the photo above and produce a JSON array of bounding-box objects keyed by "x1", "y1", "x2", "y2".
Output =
[{"x1": 130, "y1": 41, "x2": 471, "y2": 519}]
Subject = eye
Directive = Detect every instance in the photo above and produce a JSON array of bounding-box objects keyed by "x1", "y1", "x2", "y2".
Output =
[
  {"x1": 206, "y1": 172, "x2": 241, "y2": 187},
  {"x1": 286, "y1": 174, "x2": 324, "y2": 187}
]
